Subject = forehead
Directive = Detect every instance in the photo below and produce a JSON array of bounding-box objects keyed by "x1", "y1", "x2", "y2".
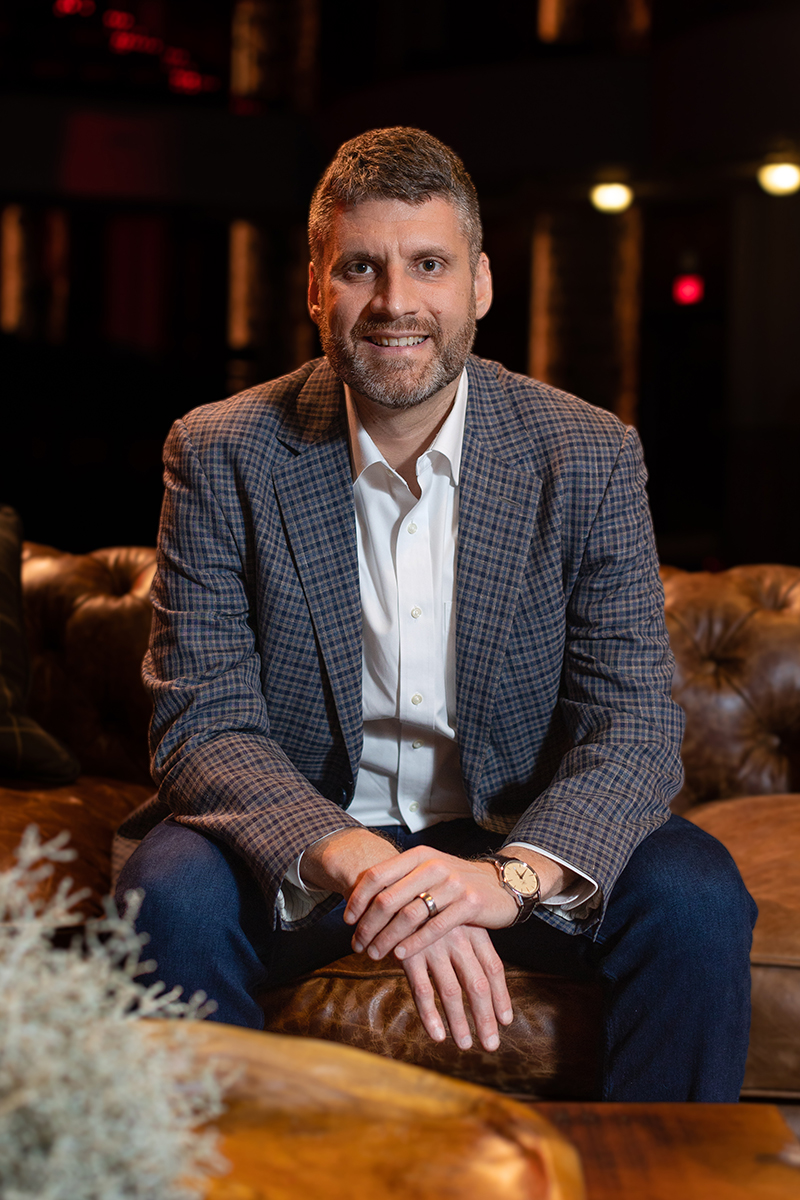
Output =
[{"x1": 323, "y1": 196, "x2": 469, "y2": 260}]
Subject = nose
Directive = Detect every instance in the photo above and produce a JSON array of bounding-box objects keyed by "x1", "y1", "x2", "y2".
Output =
[{"x1": 369, "y1": 265, "x2": 420, "y2": 321}]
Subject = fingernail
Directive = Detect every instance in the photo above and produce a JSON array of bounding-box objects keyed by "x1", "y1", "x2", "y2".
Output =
[
  {"x1": 432, "y1": 1025, "x2": 445, "y2": 1042},
  {"x1": 486, "y1": 1034, "x2": 500, "y2": 1051},
  {"x1": 501, "y1": 1009, "x2": 513, "y2": 1024},
  {"x1": 343, "y1": 913, "x2": 355, "y2": 925},
  {"x1": 367, "y1": 945, "x2": 380, "y2": 959},
  {"x1": 395, "y1": 946, "x2": 406, "y2": 960},
  {"x1": 352, "y1": 939, "x2": 363, "y2": 953},
  {"x1": 458, "y1": 1036, "x2": 472, "y2": 1050}
]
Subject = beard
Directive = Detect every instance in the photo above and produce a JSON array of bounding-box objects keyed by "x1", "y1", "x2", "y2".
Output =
[{"x1": 317, "y1": 300, "x2": 477, "y2": 411}]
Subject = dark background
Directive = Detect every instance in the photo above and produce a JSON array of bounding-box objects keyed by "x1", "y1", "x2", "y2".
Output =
[{"x1": 2, "y1": 0, "x2": 800, "y2": 567}]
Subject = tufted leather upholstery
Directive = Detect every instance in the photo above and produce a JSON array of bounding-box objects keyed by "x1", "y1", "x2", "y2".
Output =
[
  {"x1": 260, "y1": 954, "x2": 603, "y2": 1099},
  {"x1": 662, "y1": 564, "x2": 800, "y2": 810},
  {"x1": 1, "y1": 550, "x2": 799, "y2": 1097},
  {"x1": 21, "y1": 544, "x2": 156, "y2": 787},
  {"x1": 0, "y1": 545, "x2": 156, "y2": 919}
]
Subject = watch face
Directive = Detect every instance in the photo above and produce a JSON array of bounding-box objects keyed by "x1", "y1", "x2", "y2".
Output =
[{"x1": 501, "y1": 859, "x2": 540, "y2": 898}]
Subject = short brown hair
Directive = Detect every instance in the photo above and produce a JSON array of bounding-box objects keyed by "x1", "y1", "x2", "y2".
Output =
[{"x1": 308, "y1": 127, "x2": 482, "y2": 271}]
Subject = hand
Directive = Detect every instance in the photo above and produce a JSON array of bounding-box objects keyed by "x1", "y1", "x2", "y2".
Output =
[
  {"x1": 401, "y1": 924, "x2": 513, "y2": 1052},
  {"x1": 299, "y1": 827, "x2": 400, "y2": 894},
  {"x1": 343, "y1": 845, "x2": 519, "y2": 962}
]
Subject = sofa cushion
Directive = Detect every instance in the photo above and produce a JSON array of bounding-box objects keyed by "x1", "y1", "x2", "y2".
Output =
[
  {"x1": 686, "y1": 793, "x2": 800, "y2": 1096},
  {"x1": 0, "y1": 776, "x2": 152, "y2": 919},
  {"x1": 0, "y1": 508, "x2": 79, "y2": 784},
  {"x1": 260, "y1": 951, "x2": 602, "y2": 1099}
]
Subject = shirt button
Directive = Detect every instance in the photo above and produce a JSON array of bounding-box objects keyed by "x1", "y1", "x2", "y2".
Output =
[
  {"x1": 407, "y1": 522, "x2": 418, "y2": 534},
  {"x1": 409, "y1": 802, "x2": 419, "y2": 813},
  {"x1": 412, "y1": 739, "x2": 423, "y2": 749},
  {"x1": 410, "y1": 606, "x2": 422, "y2": 619},
  {"x1": 411, "y1": 692, "x2": 423, "y2": 706}
]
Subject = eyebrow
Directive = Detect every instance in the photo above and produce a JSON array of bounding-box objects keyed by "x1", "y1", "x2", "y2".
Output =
[{"x1": 331, "y1": 244, "x2": 456, "y2": 270}]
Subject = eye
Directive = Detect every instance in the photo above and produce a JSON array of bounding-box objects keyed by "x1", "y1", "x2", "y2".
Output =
[
  {"x1": 346, "y1": 262, "x2": 374, "y2": 277},
  {"x1": 419, "y1": 259, "x2": 442, "y2": 273}
]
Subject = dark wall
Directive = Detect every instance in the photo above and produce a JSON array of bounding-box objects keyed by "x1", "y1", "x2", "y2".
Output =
[{"x1": 3, "y1": 0, "x2": 800, "y2": 565}]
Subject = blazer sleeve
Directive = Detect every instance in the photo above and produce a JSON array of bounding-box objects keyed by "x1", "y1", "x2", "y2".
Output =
[
  {"x1": 502, "y1": 425, "x2": 685, "y2": 924},
  {"x1": 143, "y1": 417, "x2": 362, "y2": 927}
]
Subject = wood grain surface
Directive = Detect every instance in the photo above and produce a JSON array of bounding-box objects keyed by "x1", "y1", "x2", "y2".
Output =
[
  {"x1": 534, "y1": 1101, "x2": 800, "y2": 1200},
  {"x1": 170, "y1": 1022, "x2": 584, "y2": 1200}
]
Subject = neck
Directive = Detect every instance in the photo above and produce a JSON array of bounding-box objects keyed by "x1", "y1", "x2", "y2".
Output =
[{"x1": 351, "y1": 378, "x2": 460, "y2": 497}]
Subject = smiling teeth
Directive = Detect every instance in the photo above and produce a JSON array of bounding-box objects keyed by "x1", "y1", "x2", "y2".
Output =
[{"x1": 371, "y1": 336, "x2": 426, "y2": 346}]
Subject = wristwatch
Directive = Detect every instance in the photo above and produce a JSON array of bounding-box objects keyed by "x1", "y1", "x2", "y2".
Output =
[{"x1": 479, "y1": 854, "x2": 541, "y2": 925}]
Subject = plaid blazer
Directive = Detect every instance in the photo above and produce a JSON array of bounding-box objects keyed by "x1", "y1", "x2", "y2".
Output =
[{"x1": 143, "y1": 355, "x2": 684, "y2": 932}]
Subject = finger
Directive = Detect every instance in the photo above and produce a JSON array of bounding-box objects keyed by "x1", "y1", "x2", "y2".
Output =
[
  {"x1": 472, "y1": 933, "x2": 514, "y2": 1027},
  {"x1": 402, "y1": 954, "x2": 447, "y2": 1044},
  {"x1": 425, "y1": 947, "x2": 475, "y2": 1050},
  {"x1": 442, "y1": 939, "x2": 501, "y2": 1052},
  {"x1": 350, "y1": 862, "x2": 453, "y2": 950},
  {"x1": 344, "y1": 846, "x2": 442, "y2": 925},
  {"x1": 355, "y1": 893, "x2": 432, "y2": 958},
  {"x1": 359, "y1": 891, "x2": 457, "y2": 960},
  {"x1": 392, "y1": 888, "x2": 484, "y2": 960},
  {"x1": 354, "y1": 877, "x2": 458, "y2": 956}
]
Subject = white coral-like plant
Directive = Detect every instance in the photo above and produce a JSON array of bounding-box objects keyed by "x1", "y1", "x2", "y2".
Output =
[{"x1": 0, "y1": 827, "x2": 228, "y2": 1200}]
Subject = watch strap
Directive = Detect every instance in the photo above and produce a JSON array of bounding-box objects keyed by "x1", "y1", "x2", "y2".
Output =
[{"x1": 478, "y1": 854, "x2": 541, "y2": 925}]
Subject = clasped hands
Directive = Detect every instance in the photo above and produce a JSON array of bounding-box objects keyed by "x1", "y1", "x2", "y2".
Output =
[
  {"x1": 346, "y1": 845, "x2": 522, "y2": 1052},
  {"x1": 304, "y1": 830, "x2": 526, "y2": 1053}
]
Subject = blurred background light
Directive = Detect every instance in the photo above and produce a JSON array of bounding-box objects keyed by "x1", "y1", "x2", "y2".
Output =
[
  {"x1": 757, "y1": 162, "x2": 800, "y2": 196},
  {"x1": 590, "y1": 183, "x2": 634, "y2": 213},
  {"x1": 672, "y1": 274, "x2": 705, "y2": 306}
]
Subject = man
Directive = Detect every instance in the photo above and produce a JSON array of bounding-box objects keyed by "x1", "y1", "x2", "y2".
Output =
[{"x1": 118, "y1": 128, "x2": 755, "y2": 1100}]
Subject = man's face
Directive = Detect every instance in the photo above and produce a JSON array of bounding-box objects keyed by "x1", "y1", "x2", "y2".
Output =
[{"x1": 308, "y1": 196, "x2": 492, "y2": 410}]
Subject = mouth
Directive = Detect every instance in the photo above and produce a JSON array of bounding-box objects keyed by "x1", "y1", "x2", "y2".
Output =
[{"x1": 364, "y1": 334, "x2": 429, "y2": 347}]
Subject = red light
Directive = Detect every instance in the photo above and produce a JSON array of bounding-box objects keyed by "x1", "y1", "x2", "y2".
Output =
[
  {"x1": 109, "y1": 29, "x2": 163, "y2": 54},
  {"x1": 53, "y1": 0, "x2": 95, "y2": 13},
  {"x1": 673, "y1": 274, "x2": 704, "y2": 305},
  {"x1": 103, "y1": 9, "x2": 135, "y2": 29},
  {"x1": 169, "y1": 68, "x2": 202, "y2": 93},
  {"x1": 672, "y1": 274, "x2": 705, "y2": 306}
]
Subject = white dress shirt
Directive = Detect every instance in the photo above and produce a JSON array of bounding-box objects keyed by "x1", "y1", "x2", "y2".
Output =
[{"x1": 279, "y1": 369, "x2": 597, "y2": 923}]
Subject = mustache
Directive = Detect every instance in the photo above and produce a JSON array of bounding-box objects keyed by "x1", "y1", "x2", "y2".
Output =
[{"x1": 351, "y1": 317, "x2": 439, "y2": 340}]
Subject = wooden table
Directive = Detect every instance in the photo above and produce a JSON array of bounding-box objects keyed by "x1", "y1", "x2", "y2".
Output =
[
  {"x1": 534, "y1": 1102, "x2": 800, "y2": 1200},
  {"x1": 156, "y1": 1023, "x2": 800, "y2": 1200},
  {"x1": 175, "y1": 1023, "x2": 584, "y2": 1200}
]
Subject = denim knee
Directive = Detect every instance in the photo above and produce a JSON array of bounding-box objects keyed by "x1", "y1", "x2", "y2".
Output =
[
  {"x1": 116, "y1": 819, "x2": 252, "y2": 935},
  {"x1": 601, "y1": 815, "x2": 756, "y2": 961}
]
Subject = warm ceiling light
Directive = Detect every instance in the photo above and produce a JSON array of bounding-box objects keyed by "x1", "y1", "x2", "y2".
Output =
[
  {"x1": 590, "y1": 183, "x2": 634, "y2": 213},
  {"x1": 757, "y1": 162, "x2": 800, "y2": 196}
]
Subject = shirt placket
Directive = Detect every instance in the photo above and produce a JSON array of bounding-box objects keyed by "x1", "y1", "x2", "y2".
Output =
[{"x1": 395, "y1": 455, "x2": 436, "y2": 831}]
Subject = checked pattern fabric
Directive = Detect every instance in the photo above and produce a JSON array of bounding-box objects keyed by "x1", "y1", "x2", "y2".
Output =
[{"x1": 139, "y1": 355, "x2": 685, "y2": 933}]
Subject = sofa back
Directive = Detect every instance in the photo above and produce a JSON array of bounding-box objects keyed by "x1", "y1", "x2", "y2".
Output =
[
  {"x1": 20, "y1": 546, "x2": 800, "y2": 807},
  {"x1": 663, "y1": 564, "x2": 800, "y2": 810},
  {"x1": 21, "y1": 543, "x2": 156, "y2": 785}
]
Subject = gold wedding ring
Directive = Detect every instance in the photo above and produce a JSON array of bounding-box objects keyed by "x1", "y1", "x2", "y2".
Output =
[{"x1": 418, "y1": 891, "x2": 438, "y2": 920}]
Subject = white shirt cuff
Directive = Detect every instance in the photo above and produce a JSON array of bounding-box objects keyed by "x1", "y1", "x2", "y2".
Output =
[
  {"x1": 277, "y1": 829, "x2": 350, "y2": 925},
  {"x1": 503, "y1": 842, "x2": 600, "y2": 921}
]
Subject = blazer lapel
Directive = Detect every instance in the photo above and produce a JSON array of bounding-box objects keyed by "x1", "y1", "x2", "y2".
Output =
[
  {"x1": 456, "y1": 359, "x2": 543, "y2": 794},
  {"x1": 271, "y1": 362, "x2": 364, "y2": 780}
]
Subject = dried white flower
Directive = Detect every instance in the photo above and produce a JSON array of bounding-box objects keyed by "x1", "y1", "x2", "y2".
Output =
[{"x1": 0, "y1": 827, "x2": 229, "y2": 1200}]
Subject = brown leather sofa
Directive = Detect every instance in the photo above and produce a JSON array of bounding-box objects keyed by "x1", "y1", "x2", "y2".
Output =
[{"x1": 2, "y1": 545, "x2": 798, "y2": 1100}]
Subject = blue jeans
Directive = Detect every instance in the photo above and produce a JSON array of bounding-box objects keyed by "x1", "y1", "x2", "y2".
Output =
[{"x1": 117, "y1": 814, "x2": 756, "y2": 1102}]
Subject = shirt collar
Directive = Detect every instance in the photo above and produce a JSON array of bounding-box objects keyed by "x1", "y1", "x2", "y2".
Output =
[{"x1": 344, "y1": 368, "x2": 469, "y2": 486}]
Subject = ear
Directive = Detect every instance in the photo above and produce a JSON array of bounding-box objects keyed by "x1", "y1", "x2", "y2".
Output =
[
  {"x1": 308, "y1": 262, "x2": 321, "y2": 325},
  {"x1": 474, "y1": 252, "x2": 493, "y2": 320}
]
